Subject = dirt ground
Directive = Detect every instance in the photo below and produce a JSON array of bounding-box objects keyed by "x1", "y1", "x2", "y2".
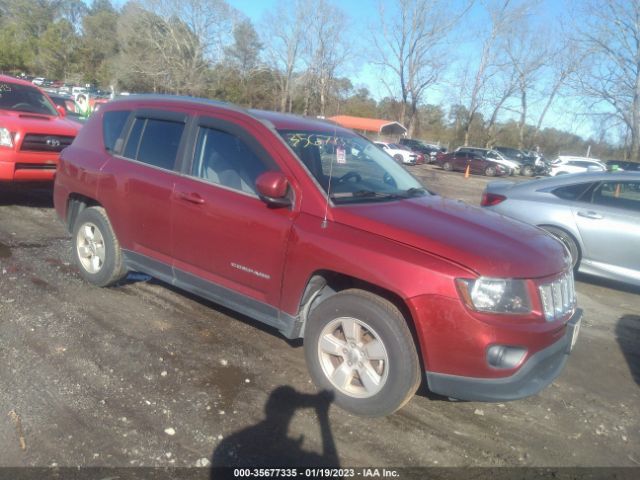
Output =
[{"x1": 0, "y1": 165, "x2": 638, "y2": 471}]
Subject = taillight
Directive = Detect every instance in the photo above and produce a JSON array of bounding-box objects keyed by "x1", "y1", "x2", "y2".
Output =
[{"x1": 481, "y1": 192, "x2": 506, "y2": 206}]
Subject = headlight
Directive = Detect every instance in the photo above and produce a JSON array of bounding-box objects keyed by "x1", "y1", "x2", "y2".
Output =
[
  {"x1": 456, "y1": 277, "x2": 531, "y2": 314},
  {"x1": 0, "y1": 128, "x2": 13, "y2": 148}
]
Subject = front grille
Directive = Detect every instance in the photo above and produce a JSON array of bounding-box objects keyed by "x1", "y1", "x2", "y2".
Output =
[
  {"x1": 15, "y1": 163, "x2": 57, "y2": 170},
  {"x1": 20, "y1": 134, "x2": 74, "y2": 153},
  {"x1": 539, "y1": 270, "x2": 577, "y2": 322}
]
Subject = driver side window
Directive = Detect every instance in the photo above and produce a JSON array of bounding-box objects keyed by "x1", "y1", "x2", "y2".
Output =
[{"x1": 191, "y1": 127, "x2": 268, "y2": 195}]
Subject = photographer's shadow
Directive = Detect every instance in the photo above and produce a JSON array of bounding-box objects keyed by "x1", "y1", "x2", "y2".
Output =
[{"x1": 210, "y1": 386, "x2": 340, "y2": 472}]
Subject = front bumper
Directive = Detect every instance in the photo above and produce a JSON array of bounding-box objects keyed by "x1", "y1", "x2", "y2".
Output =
[
  {"x1": 425, "y1": 309, "x2": 582, "y2": 401},
  {"x1": 0, "y1": 158, "x2": 58, "y2": 182}
]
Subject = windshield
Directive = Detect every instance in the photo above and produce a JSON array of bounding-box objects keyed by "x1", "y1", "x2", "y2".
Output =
[
  {"x1": 497, "y1": 147, "x2": 523, "y2": 158},
  {"x1": 278, "y1": 130, "x2": 427, "y2": 204},
  {"x1": 0, "y1": 82, "x2": 58, "y2": 116}
]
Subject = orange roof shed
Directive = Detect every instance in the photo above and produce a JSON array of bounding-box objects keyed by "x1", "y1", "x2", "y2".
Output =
[{"x1": 328, "y1": 115, "x2": 407, "y2": 135}]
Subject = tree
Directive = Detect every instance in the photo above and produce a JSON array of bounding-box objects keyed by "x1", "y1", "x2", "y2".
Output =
[
  {"x1": 261, "y1": 0, "x2": 307, "y2": 112},
  {"x1": 301, "y1": 0, "x2": 349, "y2": 117},
  {"x1": 574, "y1": 0, "x2": 640, "y2": 160},
  {"x1": 342, "y1": 87, "x2": 378, "y2": 118},
  {"x1": 483, "y1": 68, "x2": 518, "y2": 147},
  {"x1": 224, "y1": 19, "x2": 263, "y2": 106},
  {"x1": 0, "y1": 0, "x2": 57, "y2": 71},
  {"x1": 115, "y1": 0, "x2": 234, "y2": 95},
  {"x1": 529, "y1": 27, "x2": 579, "y2": 147},
  {"x1": 39, "y1": 19, "x2": 79, "y2": 79},
  {"x1": 456, "y1": 0, "x2": 531, "y2": 146},
  {"x1": 504, "y1": 22, "x2": 547, "y2": 149},
  {"x1": 79, "y1": 0, "x2": 119, "y2": 85},
  {"x1": 373, "y1": 0, "x2": 471, "y2": 137}
]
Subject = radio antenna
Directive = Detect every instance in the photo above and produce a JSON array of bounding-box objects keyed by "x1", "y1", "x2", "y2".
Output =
[{"x1": 321, "y1": 122, "x2": 338, "y2": 229}]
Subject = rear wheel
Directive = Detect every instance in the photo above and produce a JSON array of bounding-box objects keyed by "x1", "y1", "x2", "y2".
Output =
[
  {"x1": 72, "y1": 206, "x2": 127, "y2": 286},
  {"x1": 304, "y1": 289, "x2": 421, "y2": 417},
  {"x1": 540, "y1": 226, "x2": 581, "y2": 270},
  {"x1": 442, "y1": 161, "x2": 453, "y2": 171},
  {"x1": 522, "y1": 165, "x2": 534, "y2": 176},
  {"x1": 484, "y1": 166, "x2": 496, "y2": 176}
]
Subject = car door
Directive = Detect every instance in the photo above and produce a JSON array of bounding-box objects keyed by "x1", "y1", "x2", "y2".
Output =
[
  {"x1": 170, "y1": 114, "x2": 297, "y2": 309},
  {"x1": 573, "y1": 180, "x2": 640, "y2": 278},
  {"x1": 452, "y1": 152, "x2": 467, "y2": 171},
  {"x1": 100, "y1": 109, "x2": 188, "y2": 268}
]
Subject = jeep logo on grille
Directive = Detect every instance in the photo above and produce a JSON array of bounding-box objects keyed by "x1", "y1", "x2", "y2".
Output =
[{"x1": 46, "y1": 137, "x2": 61, "y2": 147}]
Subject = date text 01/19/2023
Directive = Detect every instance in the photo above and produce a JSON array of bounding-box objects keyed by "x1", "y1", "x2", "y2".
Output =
[{"x1": 232, "y1": 468, "x2": 400, "y2": 478}]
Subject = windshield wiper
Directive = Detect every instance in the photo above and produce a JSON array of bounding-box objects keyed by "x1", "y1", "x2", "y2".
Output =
[
  {"x1": 330, "y1": 190, "x2": 401, "y2": 202},
  {"x1": 352, "y1": 190, "x2": 394, "y2": 198},
  {"x1": 403, "y1": 187, "x2": 427, "y2": 197}
]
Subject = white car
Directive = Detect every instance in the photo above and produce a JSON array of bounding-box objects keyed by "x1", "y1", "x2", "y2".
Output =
[
  {"x1": 374, "y1": 141, "x2": 417, "y2": 164},
  {"x1": 549, "y1": 156, "x2": 606, "y2": 176}
]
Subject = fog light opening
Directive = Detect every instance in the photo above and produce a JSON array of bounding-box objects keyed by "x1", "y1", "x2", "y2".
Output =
[{"x1": 487, "y1": 345, "x2": 527, "y2": 369}]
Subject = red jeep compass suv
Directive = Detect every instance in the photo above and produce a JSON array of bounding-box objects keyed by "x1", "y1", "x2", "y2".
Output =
[
  {"x1": 0, "y1": 75, "x2": 80, "y2": 182},
  {"x1": 53, "y1": 95, "x2": 582, "y2": 416}
]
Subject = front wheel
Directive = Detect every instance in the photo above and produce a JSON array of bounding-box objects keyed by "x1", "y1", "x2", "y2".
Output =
[
  {"x1": 304, "y1": 289, "x2": 421, "y2": 417},
  {"x1": 72, "y1": 206, "x2": 128, "y2": 287},
  {"x1": 522, "y1": 165, "x2": 534, "y2": 176},
  {"x1": 541, "y1": 226, "x2": 581, "y2": 270},
  {"x1": 442, "y1": 161, "x2": 453, "y2": 171}
]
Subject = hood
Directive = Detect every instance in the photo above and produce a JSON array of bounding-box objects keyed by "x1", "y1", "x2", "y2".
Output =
[
  {"x1": 333, "y1": 195, "x2": 568, "y2": 278},
  {"x1": 0, "y1": 110, "x2": 80, "y2": 136}
]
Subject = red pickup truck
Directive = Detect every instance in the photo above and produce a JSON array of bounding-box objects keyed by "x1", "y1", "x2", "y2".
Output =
[
  {"x1": 0, "y1": 75, "x2": 80, "y2": 182},
  {"x1": 53, "y1": 96, "x2": 582, "y2": 416}
]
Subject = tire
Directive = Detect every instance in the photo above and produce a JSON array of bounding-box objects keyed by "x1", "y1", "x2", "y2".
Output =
[
  {"x1": 304, "y1": 289, "x2": 421, "y2": 417},
  {"x1": 484, "y1": 166, "x2": 496, "y2": 177},
  {"x1": 72, "y1": 206, "x2": 127, "y2": 287},
  {"x1": 442, "y1": 161, "x2": 453, "y2": 171},
  {"x1": 540, "y1": 226, "x2": 581, "y2": 271},
  {"x1": 393, "y1": 154, "x2": 403, "y2": 163},
  {"x1": 522, "y1": 165, "x2": 533, "y2": 176}
]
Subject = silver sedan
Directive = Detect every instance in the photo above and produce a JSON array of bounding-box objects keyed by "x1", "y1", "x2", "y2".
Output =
[{"x1": 481, "y1": 171, "x2": 640, "y2": 287}]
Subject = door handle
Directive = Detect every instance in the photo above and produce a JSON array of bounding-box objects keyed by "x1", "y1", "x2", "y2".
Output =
[
  {"x1": 177, "y1": 192, "x2": 205, "y2": 205},
  {"x1": 577, "y1": 210, "x2": 603, "y2": 220}
]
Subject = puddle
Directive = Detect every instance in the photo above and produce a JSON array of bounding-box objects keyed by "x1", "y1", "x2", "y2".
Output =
[
  {"x1": 0, "y1": 242, "x2": 11, "y2": 258},
  {"x1": 202, "y1": 364, "x2": 253, "y2": 411}
]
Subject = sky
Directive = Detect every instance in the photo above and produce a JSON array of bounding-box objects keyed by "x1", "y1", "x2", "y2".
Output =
[
  {"x1": 105, "y1": 0, "x2": 598, "y2": 144},
  {"x1": 226, "y1": 0, "x2": 597, "y2": 144}
]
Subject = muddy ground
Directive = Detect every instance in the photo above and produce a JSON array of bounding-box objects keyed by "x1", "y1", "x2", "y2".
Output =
[{"x1": 0, "y1": 165, "x2": 638, "y2": 471}]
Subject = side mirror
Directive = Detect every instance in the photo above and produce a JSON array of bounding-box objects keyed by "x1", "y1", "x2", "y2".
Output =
[
  {"x1": 256, "y1": 171, "x2": 291, "y2": 207},
  {"x1": 56, "y1": 105, "x2": 66, "y2": 117}
]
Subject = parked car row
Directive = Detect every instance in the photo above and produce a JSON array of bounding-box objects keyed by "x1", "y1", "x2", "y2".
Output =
[
  {"x1": 374, "y1": 141, "x2": 426, "y2": 165},
  {"x1": 398, "y1": 138, "x2": 446, "y2": 163},
  {"x1": 435, "y1": 151, "x2": 509, "y2": 177},
  {"x1": 548, "y1": 156, "x2": 607, "y2": 176}
]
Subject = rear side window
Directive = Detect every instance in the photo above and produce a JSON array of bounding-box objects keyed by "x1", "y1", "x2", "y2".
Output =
[
  {"x1": 592, "y1": 181, "x2": 640, "y2": 212},
  {"x1": 552, "y1": 182, "x2": 594, "y2": 201},
  {"x1": 122, "y1": 117, "x2": 185, "y2": 171},
  {"x1": 102, "y1": 110, "x2": 131, "y2": 152}
]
